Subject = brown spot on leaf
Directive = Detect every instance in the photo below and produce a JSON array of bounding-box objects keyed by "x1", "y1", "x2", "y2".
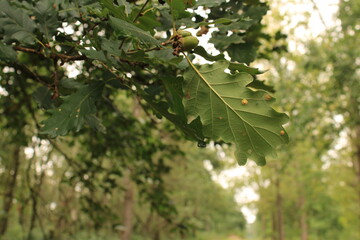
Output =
[{"x1": 265, "y1": 94, "x2": 272, "y2": 101}]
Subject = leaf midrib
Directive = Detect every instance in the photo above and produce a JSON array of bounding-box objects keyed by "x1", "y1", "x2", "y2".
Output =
[{"x1": 185, "y1": 57, "x2": 275, "y2": 150}]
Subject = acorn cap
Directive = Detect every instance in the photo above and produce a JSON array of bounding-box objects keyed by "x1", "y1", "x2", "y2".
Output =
[{"x1": 177, "y1": 29, "x2": 192, "y2": 37}]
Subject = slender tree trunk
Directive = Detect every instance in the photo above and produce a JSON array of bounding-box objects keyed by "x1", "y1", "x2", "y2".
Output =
[
  {"x1": 260, "y1": 214, "x2": 267, "y2": 240},
  {"x1": 153, "y1": 231, "x2": 160, "y2": 240},
  {"x1": 353, "y1": 126, "x2": 360, "y2": 217},
  {"x1": 271, "y1": 211, "x2": 277, "y2": 240},
  {"x1": 0, "y1": 146, "x2": 20, "y2": 236},
  {"x1": 275, "y1": 178, "x2": 285, "y2": 240},
  {"x1": 120, "y1": 170, "x2": 134, "y2": 240},
  {"x1": 355, "y1": 127, "x2": 360, "y2": 184},
  {"x1": 28, "y1": 195, "x2": 38, "y2": 240},
  {"x1": 27, "y1": 156, "x2": 48, "y2": 240},
  {"x1": 300, "y1": 211, "x2": 308, "y2": 240},
  {"x1": 144, "y1": 211, "x2": 153, "y2": 232},
  {"x1": 299, "y1": 194, "x2": 308, "y2": 240}
]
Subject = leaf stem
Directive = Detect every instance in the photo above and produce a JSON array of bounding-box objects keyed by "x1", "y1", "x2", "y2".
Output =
[
  {"x1": 168, "y1": 0, "x2": 177, "y2": 33},
  {"x1": 119, "y1": 0, "x2": 151, "y2": 51},
  {"x1": 133, "y1": 0, "x2": 151, "y2": 22}
]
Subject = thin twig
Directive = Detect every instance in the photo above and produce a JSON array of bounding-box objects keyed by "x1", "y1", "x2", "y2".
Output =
[
  {"x1": 133, "y1": 0, "x2": 151, "y2": 22},
  {"x1": 47, "y1": 139, "x2": 81, "y2": 169},
  {"x1": 119, "y1": 0, "x2": 151, "y2": 50},
  {"x1": 52, "y1": 60, "x2": 60, "y2": 99},
  {"x1": 99, "y1": 62, "x2": 129, "y2": 85},
  {"x1": 13, "y1": 46, "x2": 87, "y2": 63},
  {"x1": 310, "y1": 0, "x2": 328, "y2": 29},
  {"x1": 15, "y1": 63, "x2": 52, "y2": 89}
]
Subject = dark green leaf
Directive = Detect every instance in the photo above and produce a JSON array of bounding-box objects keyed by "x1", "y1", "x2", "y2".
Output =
[
  {"x1": 227, "y1": 43, "x2": 258, "y2": 64},
  {"x1": 60, "y1": 78, "x2": 85, "y2": 89},
  {"x1": 210, "y1": 33, "x2": 245, "y2": 49},
  {"x1": 0, "y1": 44, "x2": 17, "y2": 62},
  {"x1": 109, "y1": 16, "x2": 160, "y2": 46},
  {"x1": 148, "y1": 48, "x2": 188, "y2": 69},
  {"x1": 247, "y1": 79, "x2": 275, "y2": 93},
  {"x1": 193, "y1": 46, "x2": 225, "y2": 62},
  {"x1": 161, "y1": 75, "x2": 186, "y2": 117},
  {"x1": 79, "y1": 49, "x2": 108, "y2": 62},
  {"x1": 137, "y1": 85, "x2": 203, "y2": 141},
  {"x1": 136, "y1": 11, "x2": 161, "y2": 33},
  {"x1": 228, "y1": 62, "x2": 265, "y2": 75},
  {"x1": 40, "y1": 82, "x2": 105, "y2": 137},
  {"x1": 0, "y1": 0, "x2": 36, "y2": 44},
  {"x1": 167, "y1": 0, "x2": 191, "y2": 20},
  {"x1": 85, "y1": 115, "x2": 106, "y2": 133},
  {"x1": 33, "y1": 0, "x2": 60, "y2": 40},
  {"x1": 99, "y1": 0, "x2": 127, "y2": 20},
  {"x1": 198, "y1": 18, "x2": 238, "y2": 26},
  {"x1": 195, "y1": 0, "x2": 227, "y2": 7},
  {"x1": 32, "y1": 86, "x2": 55, "y2": 110}
]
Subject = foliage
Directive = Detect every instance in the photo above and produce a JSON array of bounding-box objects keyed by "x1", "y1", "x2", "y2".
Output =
[
  {"x1": 0, "y1": 0, "x2": 288, "y2": 165},
  {"x1": 234, "y1": 0, "x2": 360, "y2": 239},
  {"x1": 0, "y1": 0, "x2": 288, "y2": 239}
]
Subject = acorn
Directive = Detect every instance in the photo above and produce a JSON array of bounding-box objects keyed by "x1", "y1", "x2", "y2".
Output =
[
  {"x1": 177, "y1": 29, "x2": 192, "y2": 37},
  {"x1": 179, "y1": 36, "x2": 199, "y2": 51}
]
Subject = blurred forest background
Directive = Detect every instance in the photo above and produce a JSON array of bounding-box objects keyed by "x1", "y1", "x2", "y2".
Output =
[{"x1": 0, "y1": 0, "x2": 359, "y2": 240}]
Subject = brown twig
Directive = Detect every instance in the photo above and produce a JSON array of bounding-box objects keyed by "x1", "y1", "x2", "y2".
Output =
[
  {"x1": 133, "y1": 0, "x2": 151, "y2": 22},
  {"x1": 47, "y1": 139, "x2": 81, "y2": 169},
  {"x1": 15, "y1": 63, "x2": 53, "y2": 89},
  {"x1": 119, "y1": 0, "x2": 151, "y2": 50},
  {"x1": 13, "y1": 46, "x2": 87, "y2": 64},
  {"x1": 99, "y1": 62, "x2": 128, "y2": 85},
  {"x1": 52, "y1": 60, "x2": 60, "y2": 99}
]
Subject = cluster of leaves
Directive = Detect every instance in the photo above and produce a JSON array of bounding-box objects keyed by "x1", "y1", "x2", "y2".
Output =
[
  {"x1": 0, "y1": 0, "x2": 293, "y2": 238},
  {"x1": 0, "y1": 0, "x2": 289, "y2": 166}
]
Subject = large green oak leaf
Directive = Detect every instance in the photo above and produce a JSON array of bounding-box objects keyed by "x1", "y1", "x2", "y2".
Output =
[{"x1": 183, "y1": 60, "x2": 289, "y2": 165}]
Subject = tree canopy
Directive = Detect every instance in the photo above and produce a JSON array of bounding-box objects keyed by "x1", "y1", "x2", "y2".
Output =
[
  {"x1": 1, "y1": 0, "x2": 359, "y2": 240},
  {"x1": 0, "y1": 0, "x2": 288, "y2": 239}
]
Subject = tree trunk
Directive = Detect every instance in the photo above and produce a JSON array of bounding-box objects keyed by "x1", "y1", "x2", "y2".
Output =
[
  {"x1": 120, "y1": 170, "x2": 134, "y2": 240},
  {"x1": 0, "y1": 146, "x2": 20, "y2": 236},
  {"x1": 260, "y1": 214, "x2": 267, "y2": 240},
  {"x1": 353, "y1": 126, "x2": 360, "y2": 198},
  {"x1": 271, "y1": 211, "x2": 277, "y2": 240},
  {"x1": 299, "y1": 194, "x2": 308, "y2": 240},
  {"x1": 353, "y1": 126, "x2": 360, "y2": 217},
  {"x1": 27, "y1": 153, "x2": 48, "y2": 240},
  {"x1": 275, "y1": 178, "x2": 285, "y2": 240}
]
